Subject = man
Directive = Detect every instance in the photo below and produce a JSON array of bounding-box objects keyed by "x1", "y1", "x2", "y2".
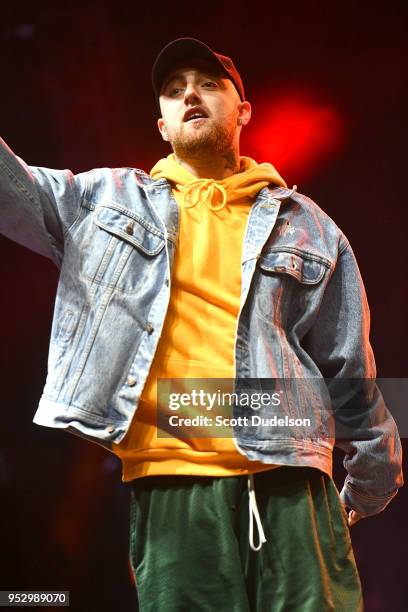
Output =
[{"x1": 0, "y1": 38, "x2": 403, "y2": 611}]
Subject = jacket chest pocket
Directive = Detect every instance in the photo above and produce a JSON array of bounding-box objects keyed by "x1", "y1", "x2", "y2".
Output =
[
  {"x1": 80, "y1": 202, "x2": 166, "y2": 294},
  {"x1": 254, "y1": 249, "x2": 330, "y2": 325}
]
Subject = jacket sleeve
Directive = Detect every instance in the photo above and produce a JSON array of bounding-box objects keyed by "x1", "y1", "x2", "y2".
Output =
[
  {"x1": 0, "y1": 136, "x2": 91, "y2": 267},
  {"x1": 303, "y1": 238, "x2": 403, "y2": 516}
]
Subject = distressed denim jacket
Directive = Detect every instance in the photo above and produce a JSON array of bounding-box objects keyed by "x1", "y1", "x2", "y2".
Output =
[{"x1": 0, "y1": 136, "x2": 403, "y2": 517}]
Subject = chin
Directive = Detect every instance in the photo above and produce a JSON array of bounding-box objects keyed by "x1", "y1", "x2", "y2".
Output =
[
  {"x1": 172, "y1": 136, "x2": 215, "y2": 156},
  {"x1": 175, "y1": 127, "x2": 230, "y2": 154}
]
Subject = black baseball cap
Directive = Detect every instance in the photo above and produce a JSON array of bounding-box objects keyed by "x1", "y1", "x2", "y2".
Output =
[{"x1": 152, "y1": 38, "x2": 245, "y2": 108}]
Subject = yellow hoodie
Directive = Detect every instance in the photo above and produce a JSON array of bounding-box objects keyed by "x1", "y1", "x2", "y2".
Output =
[{"x1": 112, "y1": 154, "x2": 286, "y2": 480}]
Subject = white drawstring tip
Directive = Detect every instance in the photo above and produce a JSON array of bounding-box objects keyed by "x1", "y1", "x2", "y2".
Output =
[
  {"x1": 248, "y1": 474, "x2": 267, "y2": 551},
  {"x1": 287, "y1": 184, "x2": 297, "y2": 198}
]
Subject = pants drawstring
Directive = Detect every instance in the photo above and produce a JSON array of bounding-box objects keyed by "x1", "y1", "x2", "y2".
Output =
[{"x1": 248, "y1": 474, "x2": 267, "y2": 551}]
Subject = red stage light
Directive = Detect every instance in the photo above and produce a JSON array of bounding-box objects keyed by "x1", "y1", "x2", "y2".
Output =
[{"x1": 242, "y1": 92, "x2": 346, "y2": 184}]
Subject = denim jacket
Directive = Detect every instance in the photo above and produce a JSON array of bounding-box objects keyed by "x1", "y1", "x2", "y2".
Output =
[{"x1": 0, "y1": 136, "x2": 403, "y2": 517}]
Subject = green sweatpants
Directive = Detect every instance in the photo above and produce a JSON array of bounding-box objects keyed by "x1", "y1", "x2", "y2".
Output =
[{"x1": 129, "y1": 467, "x2": 363, "y2": 611}]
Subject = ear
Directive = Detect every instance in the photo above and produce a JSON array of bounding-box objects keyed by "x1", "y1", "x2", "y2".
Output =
[
  {"x1": 237, "y1": 100, "x2": 252, "y2": 127},
  {"x1": 157, "y1": 117, "x2": 169, "y2": 142}
]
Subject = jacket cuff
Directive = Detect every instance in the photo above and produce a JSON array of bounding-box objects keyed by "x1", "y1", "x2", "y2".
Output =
[{"x1": 339, "y1": 479, "x2": 400, "y2": 516}]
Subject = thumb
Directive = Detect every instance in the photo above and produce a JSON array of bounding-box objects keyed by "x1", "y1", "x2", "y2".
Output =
[{"x1": 347, "y1": 509, "x2": 365, "y2": 527}]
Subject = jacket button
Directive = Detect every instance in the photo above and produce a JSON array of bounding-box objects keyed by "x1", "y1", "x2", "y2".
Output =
[
  {"x1": 125, "y1": 222, "x2": 134, "y2": 235},
  {"x1": 127, "y1": 376, "x2": 137, "y2": 386},
  {"x1": 145, "y1": 322, "x2": 154, "y2": 335},
  {"x1": 106, "y1": 425, "x2": 115, "y2": 433}
]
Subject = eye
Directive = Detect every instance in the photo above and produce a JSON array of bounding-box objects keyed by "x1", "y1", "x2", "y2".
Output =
[
  {"x1": 203, "y1": 81, "x2": 217, "y2": 88},
  {"x1": 169, "y1": 87, "x2": 184, "y2": 96}
]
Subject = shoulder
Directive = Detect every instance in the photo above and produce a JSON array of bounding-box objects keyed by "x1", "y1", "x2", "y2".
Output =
[
  {"x1": 265, "y1": 185, "x2": 350, "y2": 264},
  {"x1": 271, "y1": 186, "x2": 349, "y2": 247},
  {"x1": 88, "y1": 166, "x2": 154, "y2": 186},
  {"x1": 82, "y1": 166, "x2": 160, "y2": 207}
]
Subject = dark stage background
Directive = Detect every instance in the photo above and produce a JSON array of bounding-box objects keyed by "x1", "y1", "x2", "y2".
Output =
[{"x1": 0, "y1": 1, "x2": 407, "y2": 610}]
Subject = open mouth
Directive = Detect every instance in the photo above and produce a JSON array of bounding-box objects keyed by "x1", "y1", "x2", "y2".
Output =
[
  {"x1": 186, "y1": 117, "x2": 207, "y2": 125},
  {"x1": 183, "y1": 107, "x2": 209, "y2": 122}
]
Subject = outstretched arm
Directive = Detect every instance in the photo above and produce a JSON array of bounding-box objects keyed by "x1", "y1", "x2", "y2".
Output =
[{"x1": 0, "y1": 136, "x2": 90, "y2": 267}]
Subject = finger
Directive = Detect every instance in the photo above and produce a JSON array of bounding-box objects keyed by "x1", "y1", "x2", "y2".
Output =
[{"x1": 348, "y1": 510, "x2": 362, "y2": 527}]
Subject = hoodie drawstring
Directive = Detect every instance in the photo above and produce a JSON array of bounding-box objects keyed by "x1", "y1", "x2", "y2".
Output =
[
  {"x1": 181, "y1": 178, "x2": 227, "y2": 211},
  {"x1": 248, "y1": 474, "x2": 267, "y2": 551}
]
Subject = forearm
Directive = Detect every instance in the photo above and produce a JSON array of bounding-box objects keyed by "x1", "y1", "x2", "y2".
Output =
[
  {"x1": 0, "y1": 136, "x2": 88, "y2": 265},
  {"x1": 304, "y1": 241, "x2": 404, "y2": 516}
]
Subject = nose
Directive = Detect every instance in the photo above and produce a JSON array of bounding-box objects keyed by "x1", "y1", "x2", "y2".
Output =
[{"x1": 184, "y1": 83, "x2": 202, "y2": 105}]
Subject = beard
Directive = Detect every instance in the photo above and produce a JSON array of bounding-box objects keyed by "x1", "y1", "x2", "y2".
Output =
[{"x1": 168, "y1": 119, "x2": 234, "y2": 158}]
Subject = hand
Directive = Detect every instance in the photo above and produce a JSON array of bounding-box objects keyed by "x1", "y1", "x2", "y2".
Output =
[{"x1": 346, "y1": 508, "x2": 365, "y2": 527}]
